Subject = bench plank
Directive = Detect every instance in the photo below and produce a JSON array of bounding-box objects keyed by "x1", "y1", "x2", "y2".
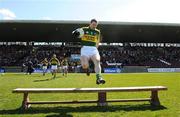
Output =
[{"x1": 12, "y1": 86, "x2": 167, "y2": 93}]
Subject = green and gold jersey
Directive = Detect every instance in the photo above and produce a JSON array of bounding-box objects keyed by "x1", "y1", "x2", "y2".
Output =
[
  {"x1": 50, "y1": 57, "x2": 60, "y2": 65},
  {"x1": 81, "y1": 27, "x2": 101, "y2": 46},
  {"x1": 61, "y1": 59, "x2": 68, "y2": 66},
  {"x1": 41, "y1": 59, "x2": 48, "y2": 66}
]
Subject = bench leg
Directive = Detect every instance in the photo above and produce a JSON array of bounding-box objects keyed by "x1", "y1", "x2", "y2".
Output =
[
  {"x1": 150, "y1": 90, "x2": 160, "y2": 106},
  {"x1": 22, "y1": 92, "x2": 30, "y2": 110},
  {"x1": 97, "y1": 92, "x2": 108, "y2": 106}
]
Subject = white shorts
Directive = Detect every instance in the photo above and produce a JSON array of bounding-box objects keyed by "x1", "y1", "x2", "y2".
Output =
[
  {"x1": 51, "y1": 65, "x2": 58, "y2": 70},
  {"x1": 42, "y1": 66, "x2": 47, "y2": 70},
  {"x1": 81, "y1": 46, "x2": 100, "y2": 58},
  {"x1": 62, "y1": 66, "x2": 68, "y2": 69}
]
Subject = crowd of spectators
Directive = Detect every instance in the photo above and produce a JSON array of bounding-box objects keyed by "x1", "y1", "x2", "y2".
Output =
[
  {"x1": 1, "y1": 45, "x2": 180, "y2": 68},
  {"x1": 99, "y1": 46, "x2": 180, "y2": 68},
  {"x1": 0, "y1": 45, "x2": 30, "y2": 66}
]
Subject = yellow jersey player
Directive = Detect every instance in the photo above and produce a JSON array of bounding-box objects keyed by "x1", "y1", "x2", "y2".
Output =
[
  {"x1": 72, "y1": 19, "x2": 105, "y2": 85},
  {"x1": 61, "y1": 57, "x2": 68, "y2": 77},
  {"x1": 49, "y1": 54, "x2": 60, "y2": 78},
  {"x1": 41, "y1": 58, "x2": 48, "y2": 76}
]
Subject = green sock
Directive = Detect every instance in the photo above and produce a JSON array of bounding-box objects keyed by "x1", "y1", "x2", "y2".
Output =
[{"x1": 96, "y1": 73, "x2": 102, "y2": 80}]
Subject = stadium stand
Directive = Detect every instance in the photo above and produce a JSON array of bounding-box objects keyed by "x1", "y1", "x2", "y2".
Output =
[
  {"x1": 1, "y1": 21, "x2": 180, "y2": 73},
  {"x1": 1, "y1": 45, "x2": 180, "y2": 69}
]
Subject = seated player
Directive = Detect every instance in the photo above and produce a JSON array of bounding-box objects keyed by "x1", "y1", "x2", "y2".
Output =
[
  {"x1": 49, "y1": 54, "x2": 60, "y2": 78},
  {"x1": 41, "y1": 58, "x2": 48, "y2": 76}
]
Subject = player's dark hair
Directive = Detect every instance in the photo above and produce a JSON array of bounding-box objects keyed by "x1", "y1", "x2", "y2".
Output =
[{"x1": 90, "y1": 19, "x2": 97, "y2": 23}]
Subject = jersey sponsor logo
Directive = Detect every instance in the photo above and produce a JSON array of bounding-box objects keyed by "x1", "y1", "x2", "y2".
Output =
[{"x1": 82, "y1": 35, "x2": 97, "y2": 42}]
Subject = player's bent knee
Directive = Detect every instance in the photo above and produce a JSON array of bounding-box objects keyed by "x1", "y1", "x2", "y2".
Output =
[
  {"x1": 96, "y1": 56, "x2": 101, "y2": 61},
  {"x1": 96, "y1": 58, "x2": 100, "y2": 62},
  {"x1": 91, "y1": 54, "x2": 100, "y2": 62},
  {"x1": 82, "y1": 64, "x2": 88, "y2": 69}
]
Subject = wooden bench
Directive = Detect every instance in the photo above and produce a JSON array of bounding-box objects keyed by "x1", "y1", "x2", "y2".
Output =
[{"x1": 12, "y1": 86, "x2": 167, "y2": 110}]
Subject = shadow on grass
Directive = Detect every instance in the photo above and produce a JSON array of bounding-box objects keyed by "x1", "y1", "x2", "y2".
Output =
[
  {"x1": 33, "y1": 78, "x2": 51, "y2": 82},
  {"x1": 33, "y1": 76, "x2": 63, "y2": 82},
  {"x1": 0, "y1": 104, "x2": 167, "y2": 116}
]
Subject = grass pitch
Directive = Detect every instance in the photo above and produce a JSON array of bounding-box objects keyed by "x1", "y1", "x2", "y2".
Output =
[{"x1": 0, "y1": 73, "x2": 180, "y2": 117}]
